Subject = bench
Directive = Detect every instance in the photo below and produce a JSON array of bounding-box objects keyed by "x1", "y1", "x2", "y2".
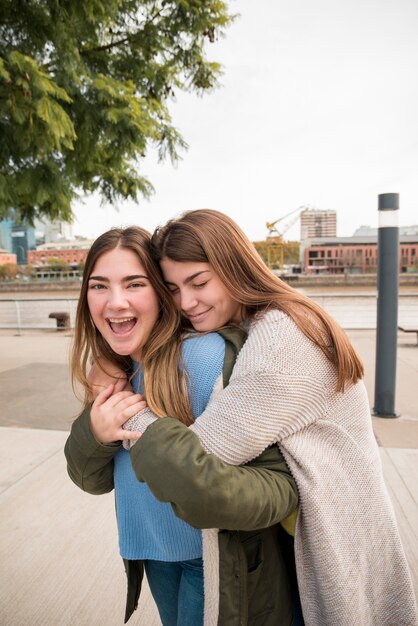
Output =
[
  {"x1": 398, "y1": 326, "x2": 418, "y2": 345},
  {"x1": 49, "y1": 311, "x2": 70, "y2": 331}
]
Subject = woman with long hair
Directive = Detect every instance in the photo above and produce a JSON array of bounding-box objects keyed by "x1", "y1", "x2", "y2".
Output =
[
  {"x1": 65, "y1": 225, "x2": 299, "y2": 626},
  {"x1": 121, "y1": 209, "x2": 417, "y2": 626}
]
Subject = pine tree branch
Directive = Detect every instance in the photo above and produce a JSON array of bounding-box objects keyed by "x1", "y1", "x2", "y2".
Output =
[{"x1": 80, "y1": 36, "x2": 131, "y2": 54}]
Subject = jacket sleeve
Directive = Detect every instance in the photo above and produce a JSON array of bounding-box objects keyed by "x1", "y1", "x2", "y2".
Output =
[
  {"x1": 64, "y1": 404, "x2": 121, "y2": 495},
  {"x1": 130, "y1": 417, "x2": 298, "y2": 531}
]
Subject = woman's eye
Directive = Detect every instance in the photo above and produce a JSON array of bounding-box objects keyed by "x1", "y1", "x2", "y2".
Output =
[
  {"x1": 128, "y1": 282, "x2": 145, "y2": 288},
  {"x1": 90, "y1": 283, "x2": 105, "y2": 290},
  {"x1": 168, "y1": 287, "x2": 179, "y2": 295},
  {"x1": 194, "y1": 281, "x2": 208, "y2": 289}
]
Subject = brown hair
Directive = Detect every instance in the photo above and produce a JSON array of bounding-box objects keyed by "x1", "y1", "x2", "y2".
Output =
[
  {"x1": 71, "y1": 226, "x2": 194, "y2": 424},
  {"x1": 151, "y1": 209, "x2": 364, "y2": 391}
]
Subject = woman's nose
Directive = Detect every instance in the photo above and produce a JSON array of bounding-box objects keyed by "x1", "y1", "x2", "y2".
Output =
[
  {"x1": 180, "y1": 290, "x2": 198, "y2": 312},
  {"x1": 107, "y1": 287, "x2": 129, "y2": 309}
]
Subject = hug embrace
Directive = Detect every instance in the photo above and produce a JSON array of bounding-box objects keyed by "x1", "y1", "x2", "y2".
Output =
[{"x1": 65, "y1": 209, "x2": 417, "y2": 626}]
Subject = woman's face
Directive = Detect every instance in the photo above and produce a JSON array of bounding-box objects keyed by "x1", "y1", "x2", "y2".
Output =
[
  {"x1": 160, "y1": 259, "x2": 242, "y2": 331},
  {"x1": 87, "y1": 247, "x2": 160, "y2": 361}
]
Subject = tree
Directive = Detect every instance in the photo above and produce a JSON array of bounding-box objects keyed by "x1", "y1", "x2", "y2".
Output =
[
  {"x1": 283, "y1": 240, "x2": 300, "y2": 265},
  {"x1": 0, "y1": 1, "x2": 234, "y2": 224},
  {"x1": 253, "y1": 241, "x2": 268, "y2": 265},
  {"x1": 21, "y1": 263, "x2": 37, "y2": 277},
  {"x1": 0, "y1": 263, "x2": 18, "y2": 279},
  {"x1": 46, "y1": 257, "x2": 69, "y2": 272},
  {"x1": 253, "y1": 239, "x2": 301, "y2": 269}
]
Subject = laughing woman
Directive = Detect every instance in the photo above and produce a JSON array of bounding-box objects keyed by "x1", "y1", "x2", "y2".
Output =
[{"x1": 65, "y1": 226, "x2": 299, "y2": 626}]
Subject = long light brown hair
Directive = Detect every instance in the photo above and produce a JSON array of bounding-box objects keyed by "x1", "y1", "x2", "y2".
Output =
[
  {"x1": 151, "y1": 209, "x2": 364, "y2": 391},
  {"x1": 71, "y1": 226, "x2": 194, "y2": 424}
]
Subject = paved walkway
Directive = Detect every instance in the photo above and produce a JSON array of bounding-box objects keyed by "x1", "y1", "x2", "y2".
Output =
[{"x1": 0, "y1": 328, "x2": 417, "y2": 625}]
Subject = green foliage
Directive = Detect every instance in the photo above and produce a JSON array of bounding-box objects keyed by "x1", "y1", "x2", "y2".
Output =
[
  {"x1": 21, "y1": 263, "x2": 37, "y2": 276},
  {"x1": 0, "y1": 0, "x2": 234, "y2": 223},
  {"x1": 253, "y1": 241, "x2": 269, "y2": 265},
  {"x1": 283, "y1": 241, "x2": 300, "y2": 265},
  {"x1": 253, "y1": 240, "x2": 300, "y2": 268},
  {"x1": 46, "y1": 257, "x2": 69, "y2": 271},
  {"x1": 0, "y1": 263, "x2": 18, "y2": 279}
]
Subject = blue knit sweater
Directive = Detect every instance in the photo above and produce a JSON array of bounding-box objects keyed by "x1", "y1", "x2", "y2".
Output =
[{"x1": 114, "y1": 332, "x2": 225, "y2": 561}]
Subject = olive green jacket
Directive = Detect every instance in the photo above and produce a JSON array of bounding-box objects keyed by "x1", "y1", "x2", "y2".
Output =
[{"x1": 64, "y1": 328, "x2": 298, "y2": 625}]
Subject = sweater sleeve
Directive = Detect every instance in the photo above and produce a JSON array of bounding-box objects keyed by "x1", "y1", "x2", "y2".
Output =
[
  {"x1": 125, "y1": 311, "x2": 329, "y2": 464},
  {"x1": 188, "y1": 310, "x2": 330, "y2": 464}
]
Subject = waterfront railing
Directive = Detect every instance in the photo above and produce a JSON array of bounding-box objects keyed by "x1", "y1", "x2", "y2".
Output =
[
  {"x1": 0, "y1": 298, "x2": 78, "y2": 334},
  {"x1": 0, "y1": 294, "x2": 417, "y2": 333}
]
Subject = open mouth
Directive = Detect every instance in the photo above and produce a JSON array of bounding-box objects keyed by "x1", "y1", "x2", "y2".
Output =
[{"x1": 107, "y1": 317, "x2": 137, "y2": 335}]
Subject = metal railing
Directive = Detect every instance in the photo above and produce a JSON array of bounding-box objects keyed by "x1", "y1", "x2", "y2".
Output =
[
  {"x1": 308, "y1": 293, "x2": 418, "y2": 329},
  {"x1": 0, "y1": 294, "x2": 417, "y2": 333},
  {"x1": 0, "y1": 298, "x2": 78, "y2": 335}
]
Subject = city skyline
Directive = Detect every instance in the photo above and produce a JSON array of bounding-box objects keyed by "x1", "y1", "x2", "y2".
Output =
[{"x1": 71, "y1": 199, "x2": 417, "y2": 244}]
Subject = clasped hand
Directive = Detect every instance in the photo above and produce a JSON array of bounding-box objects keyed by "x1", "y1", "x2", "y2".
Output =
[
  {"x1": 90, "y1": 384, "x2": 145, "y2": 444},
  {"x1": 88, "y1": 360, "x2": 145, "y2": 444}
]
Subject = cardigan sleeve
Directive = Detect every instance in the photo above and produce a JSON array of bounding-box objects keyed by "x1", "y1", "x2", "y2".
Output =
[
  {"x1": 125, "y1": 312, "x2": 329, "y2": 465},
  {"x1": 187, "y1": 310, "x2": 330, "y2": 465}
]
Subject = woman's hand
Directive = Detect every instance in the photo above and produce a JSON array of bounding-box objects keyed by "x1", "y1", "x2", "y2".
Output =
[
  {"x1": 88, "y1": 360, "x2": 131, "y2": 401},
  {"x1": 90, "y1": 384, "x2": 146, "y2": 444}
]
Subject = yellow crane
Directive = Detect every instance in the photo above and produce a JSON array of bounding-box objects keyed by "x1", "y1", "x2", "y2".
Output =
[{"x1": 265, "y1": 207, "x2": 303, "y2": 269}]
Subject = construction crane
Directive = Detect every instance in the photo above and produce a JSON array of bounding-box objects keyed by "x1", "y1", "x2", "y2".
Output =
[
  {"x1": 266, "y1": 206, "x2": 303, "y2": 237},
  {"x1": 265, "y1": 206, "x2": 304, "y2": 269}
]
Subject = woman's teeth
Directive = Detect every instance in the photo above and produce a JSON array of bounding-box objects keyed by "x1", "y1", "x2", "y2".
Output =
[{"x1": 108, "y1": 317, "x2": 136, "y2": 334}]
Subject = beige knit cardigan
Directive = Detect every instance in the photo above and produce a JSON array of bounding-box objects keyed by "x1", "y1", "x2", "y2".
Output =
[{"x1": 126, "y1": 310, "x2": 418, "y2": 626}]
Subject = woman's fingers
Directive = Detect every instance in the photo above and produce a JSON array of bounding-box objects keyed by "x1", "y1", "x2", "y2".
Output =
[
  {"x1": 118, "y1": 399, "x2": 147, "y2": 423},
  {"x1": 115, "y1": 429, "x2": 142, "y2": 442},
  {"x1": 101, "y1": 390, "x2": 138, "y2": 409},
  {"x1": 93, "y1": 385, "x2": 142, "y2": 408},
  {"x1": 113, "y1": 393, "x2": 145, "y2": 411},
  {"x1": 90, "y1": 388, "x2": 146, "y2": 444},
  {"x1": 93, "y1": 383, "x2": 115, "y2": 406}
]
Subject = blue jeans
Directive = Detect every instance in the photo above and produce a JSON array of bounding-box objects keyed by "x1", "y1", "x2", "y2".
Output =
[{"x1": 144, "y1": 558, "x2": 204, "y2": 626}]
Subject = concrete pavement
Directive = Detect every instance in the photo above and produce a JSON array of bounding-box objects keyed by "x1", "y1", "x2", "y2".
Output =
[
  {"x1": 0, "y1": 328, "x2": 417, "y2": 625},
  {"x1": 0, "y1": 329, "x2": 160, "y2": 625}
]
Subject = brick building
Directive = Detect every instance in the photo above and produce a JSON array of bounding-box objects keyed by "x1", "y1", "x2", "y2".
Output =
[
  {"x1": 0, "y1": 249, "x2": 17, "y2": 265},
  {"x1": 27, "y1": 240, "x2": 93, "y2": 267},
  {"x1": 303, "y1": 235, "x2": 418, "y2": 274},
  {"x1": 300, "y1": 208, "x2": 337, "y2": 240}
]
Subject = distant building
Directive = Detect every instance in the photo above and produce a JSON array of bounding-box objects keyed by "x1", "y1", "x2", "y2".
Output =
[
  {"x1": 300, "y1": 208, "x2": 337, "y2": 241},
  {"x1": 28, "y1": 239, "x2": 93, "y2": 267},
  {"x1": 0, "y1": 248, "x2": 17, "y2": 265},
  {"x1": 0, "y1": 214, "x2": 36, "y2": 265},
  {"x1": 303, "y1": 234, "x2": 418, "y2": 274},
  {"x1": 35, "y1": 217, "x2": 74, "y2": 244},
  {"x1": 0, "y1": 219, "x2": 13, "y2": 253},
  {"x1": 353, "y1": 225, "x2": 418, "y2": 237}
]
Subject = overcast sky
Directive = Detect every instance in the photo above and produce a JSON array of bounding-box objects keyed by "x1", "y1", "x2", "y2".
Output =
[{"x1": 73, "y1": 0, "x2": 418, "y2": 242}]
